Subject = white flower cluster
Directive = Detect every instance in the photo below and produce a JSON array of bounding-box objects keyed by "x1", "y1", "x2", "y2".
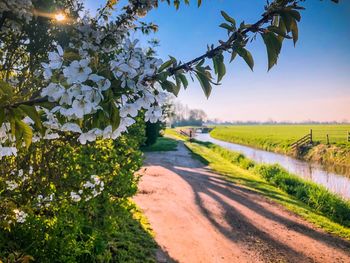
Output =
[
  {"x1": 70, "y1": 175, "x2": 105, "y2": 202},
  {"x1": 0, "y1": 123, "x2": 17, "y2": 158},
  {"x1": 5, "y1": 180, "x2": 18, "y2": 191},
  {"x1": 0, "y1": 3, "x2": 171, "y2": 158},
  {"x1": 4, "y1": 168, "x2": 32, "y2": 191},
  {"x1": 13, "y1": 209, "x2": 28, "y2": 223},
  {"x1": 37, "y1": 193, "x2": 55, "y2": 208},
  {"x1": 0, "y1": 0, "x2": 33, "y2": 33},
  {"x1": 38, "y1": 38, "x2": 168, "y2": 145}
]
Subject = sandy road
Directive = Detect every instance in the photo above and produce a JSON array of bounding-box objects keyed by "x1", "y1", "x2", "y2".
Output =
[{"x1": 134, "y1": 142, "x2": 350, "y2": 263}]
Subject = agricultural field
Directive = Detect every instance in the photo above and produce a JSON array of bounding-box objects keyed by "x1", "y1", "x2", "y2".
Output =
[{"x1": 210, "y1": 125, "x2": 350, "y2": 167}]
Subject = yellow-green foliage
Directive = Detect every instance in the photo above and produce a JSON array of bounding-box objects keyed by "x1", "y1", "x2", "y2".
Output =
[{"x1": 0, "y1": 122, "x2": 158, "y2": 262}]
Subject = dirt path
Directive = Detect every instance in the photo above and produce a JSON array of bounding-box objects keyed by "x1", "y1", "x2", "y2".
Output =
[{"x1": 134, "y1": 142, "x2": 350, "y2": 263}]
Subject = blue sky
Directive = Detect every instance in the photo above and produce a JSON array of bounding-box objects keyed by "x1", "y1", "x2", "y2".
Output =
[{"x1": 86, "y1": 0, "x2": 350, "y2": 122}]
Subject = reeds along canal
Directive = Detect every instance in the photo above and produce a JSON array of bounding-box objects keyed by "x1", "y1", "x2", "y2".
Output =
[{"x1": 195, "y1": 133, "x2": 350, "y2": 200}]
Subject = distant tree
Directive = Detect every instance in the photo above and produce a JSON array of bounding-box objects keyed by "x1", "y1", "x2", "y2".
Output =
[{"x1": 169, "y1": 101, "x2": 208, "y2": 127}]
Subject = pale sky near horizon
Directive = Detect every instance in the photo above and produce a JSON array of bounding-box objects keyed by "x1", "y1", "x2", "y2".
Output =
[{"x1": 86, "y1": 0, "x2": 350, "y2": 122}]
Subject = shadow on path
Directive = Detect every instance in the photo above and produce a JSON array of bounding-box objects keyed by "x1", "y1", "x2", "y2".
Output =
[{"x1": 144, "y1": 143, "x2": 350, "y2": 262}]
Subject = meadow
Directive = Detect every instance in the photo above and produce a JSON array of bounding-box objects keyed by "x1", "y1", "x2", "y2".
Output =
[{"x1": 210, "y1": 125, "x2": 350, "y2": 167}]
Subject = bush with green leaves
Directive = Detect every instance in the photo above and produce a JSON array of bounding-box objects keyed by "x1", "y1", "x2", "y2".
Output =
[{"x1": 0, "y1": 120, "x2": 153, "y2": 262}]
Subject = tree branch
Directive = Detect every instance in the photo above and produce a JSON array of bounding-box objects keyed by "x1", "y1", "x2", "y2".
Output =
[
  {"x1": 3, "y1": 7, "x2": 277, "y2": 108},
  {"x1": 167, "y1": 13, "x2": 271, "y2": 75}
]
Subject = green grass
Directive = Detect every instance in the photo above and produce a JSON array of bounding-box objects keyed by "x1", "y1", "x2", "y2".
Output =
[
  {"x1": 211, "y1": 125, "x2": 350, "y2": 149},
  {"x1": 210, "y1": 125, "x2": 350, "y2": 167},
  {"x1": 184, "y1": 140, "x2": 350, "y2": 240},
  {"x1": 111, "y1": 201, "x2": 158, "y2": 262},
  {"x1": 142, "y1": 137, "x2": 178, "y2": 152},
  {"x1": 164, "y1": 129, "x2": 189, "y2": 141}
]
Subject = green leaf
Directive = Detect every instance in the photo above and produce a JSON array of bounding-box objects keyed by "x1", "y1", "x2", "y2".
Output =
[
  {"x1": 195, "y1": 71, "x2": 212, "y2": 98},
  {"x1": 18, "y1": 105, "x2": 43, "y2": 131},
  {"x1": 156, "y1": 72, "x2": 169, "y2": 82},
  {"x1": 196, "y1": 59, "x2": 205, "y2": 68},
  {"x1": 178, "y1": 74, "x2": 188, "y2": 89},
  {"x1": 174, "y1": 0, "x2": 180, "y2": 9},
  {"x1": 230, "y1": 51, "x2": 237, "y2": 63},
  {"x1": 289, "y1": 10, "x2": 301, "y2": 22},
  {"x1": 175, "y1": 74, "x2": 181, "y2": 89},
  {"x1": 219, "y1": 23, "x2": 234, "y2": 31},
  {"x1": 15, "y1": 120, "x2": 33, "y2": 149},
  {"x1": 110, "y1": 102, "x2": 120, "y2": 130},
  {"x1": 212, "y1": 53, "x2": 226, "y2": 82},
  {"x1": 158, "y1": 59, "x2": 174, "y2": 72},
  {"x1": 221, "y1": 11, "x2": 236, "y2": 28},
  {"x1": 290, "y1": 18, "x2": 299, "y2": 45},
  {"x1": 279, "y1": 11, "x2": 293, "y2": 33},
  {"x1": 236, "y1": 47, "x2": 254, "y2": 71},
  {"x1": 268, "y1": 26, "x2": 291, "y2": 39},
  {"x1": 0, "y1": 80, "x2": 14, "y2": 105},
  {"x1": 161, "y1": 80, "x2": 180, "y2": 96},
  {"x1": 197, "y1": 0, "x2": 202, "y2": 7},
  {"x1": 0, "y1": 108, "x2": 5, "y2": 126},
  {"x1": 261, "y1": 32, "x2": 282, "y2": 71}
]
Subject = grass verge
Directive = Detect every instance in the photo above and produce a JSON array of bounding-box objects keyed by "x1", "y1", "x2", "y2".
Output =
[
  {"x1": 142, "y1": 137, "x2": 178, "y2": 152},
  {"x1": 184, "y1": 140, "x2": 350, "y2": 240},
  {"x1": 164, "y1": 129, "x2": 189, "y2": 141}
]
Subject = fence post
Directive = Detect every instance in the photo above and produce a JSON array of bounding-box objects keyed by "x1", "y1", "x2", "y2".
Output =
[
  {"x1": 310, "y1": 129, "x2": 313, "y2": 143},
  {"x1": 326, "y1": 134, "x2": 329, "y2": 145}
]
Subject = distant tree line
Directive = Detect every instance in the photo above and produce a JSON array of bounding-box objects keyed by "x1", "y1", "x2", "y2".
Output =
[
  {"x1": 170, "y1": 102, "x2": 208, "y2": 127},
  {"x1": 206, "y1": 119, "x2": 350, "y2": 125}
]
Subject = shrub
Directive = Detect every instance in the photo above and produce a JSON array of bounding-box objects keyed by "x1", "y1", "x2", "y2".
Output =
[
  {"x1": 0, "y1": 121, "x2": 156, "y2": 262},
  {"x1": 145, "y1": 121, "x2": 163, "y2": 146}
]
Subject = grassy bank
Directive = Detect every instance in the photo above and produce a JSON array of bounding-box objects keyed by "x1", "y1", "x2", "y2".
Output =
[
  {"x1": 142, "y1": 137, "x2": 178, "y2": 152},
  {"x1": 210, "y1": 125, "x2": 350, "y2": 168},
  {"x1": 181, "y1": 137, "x2": 350, "y2": 240}
]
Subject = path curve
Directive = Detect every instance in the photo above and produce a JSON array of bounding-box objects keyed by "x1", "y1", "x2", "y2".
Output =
[{"x1": 134, "y1": 142, "x2": 350, "y2": 263}]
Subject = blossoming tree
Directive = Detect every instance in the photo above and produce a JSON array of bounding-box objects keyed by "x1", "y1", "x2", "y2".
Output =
[{"x1": 0, "y1": 0, "x2": 339, "y2": 225}]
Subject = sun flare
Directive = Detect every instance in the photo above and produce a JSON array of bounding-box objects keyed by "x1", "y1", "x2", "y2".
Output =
[{"x1": 54, "y1": 13, "x2": 66, "y2": 22}]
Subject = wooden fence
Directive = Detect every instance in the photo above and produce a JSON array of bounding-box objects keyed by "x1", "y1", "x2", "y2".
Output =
[
  {"x1": 292, "y1": 129, "x2": 350, "y2": 149},
  {"x1": 291, "y1": 130, "x2": 313, "y2": 149}
]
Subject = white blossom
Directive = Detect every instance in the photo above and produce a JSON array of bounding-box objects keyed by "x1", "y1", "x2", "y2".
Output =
[
  {"x1": 78, "y1": 131, "x2": 96, "y2": 144},
  {"x1": 6, "y1": 180, "x2": 19, "y2": 191},
  {"x1": 48, "y1": 45, "x2": 64, "y2": 69},
  {"x1": 89, "y1": 74, "x2": 111, "y2": 91},
  {"x1": 61, "y1": 123, "x2": 82, "y2": 133},
  {"x1": 63, "y1": 59, "x2": 92, "y2": 84},
  {"x1": 70, "y1": 192, "x2": 81, "y2": 202},
  {"x1": 41, "y1": 83, "x2": 65, "y2": 102},
  {"x1": 13, "y1": 209, "x2": 28, "y2": 223},
  {"x1": 0, "y1": 146, "x2": 17, "y2": 159}
]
